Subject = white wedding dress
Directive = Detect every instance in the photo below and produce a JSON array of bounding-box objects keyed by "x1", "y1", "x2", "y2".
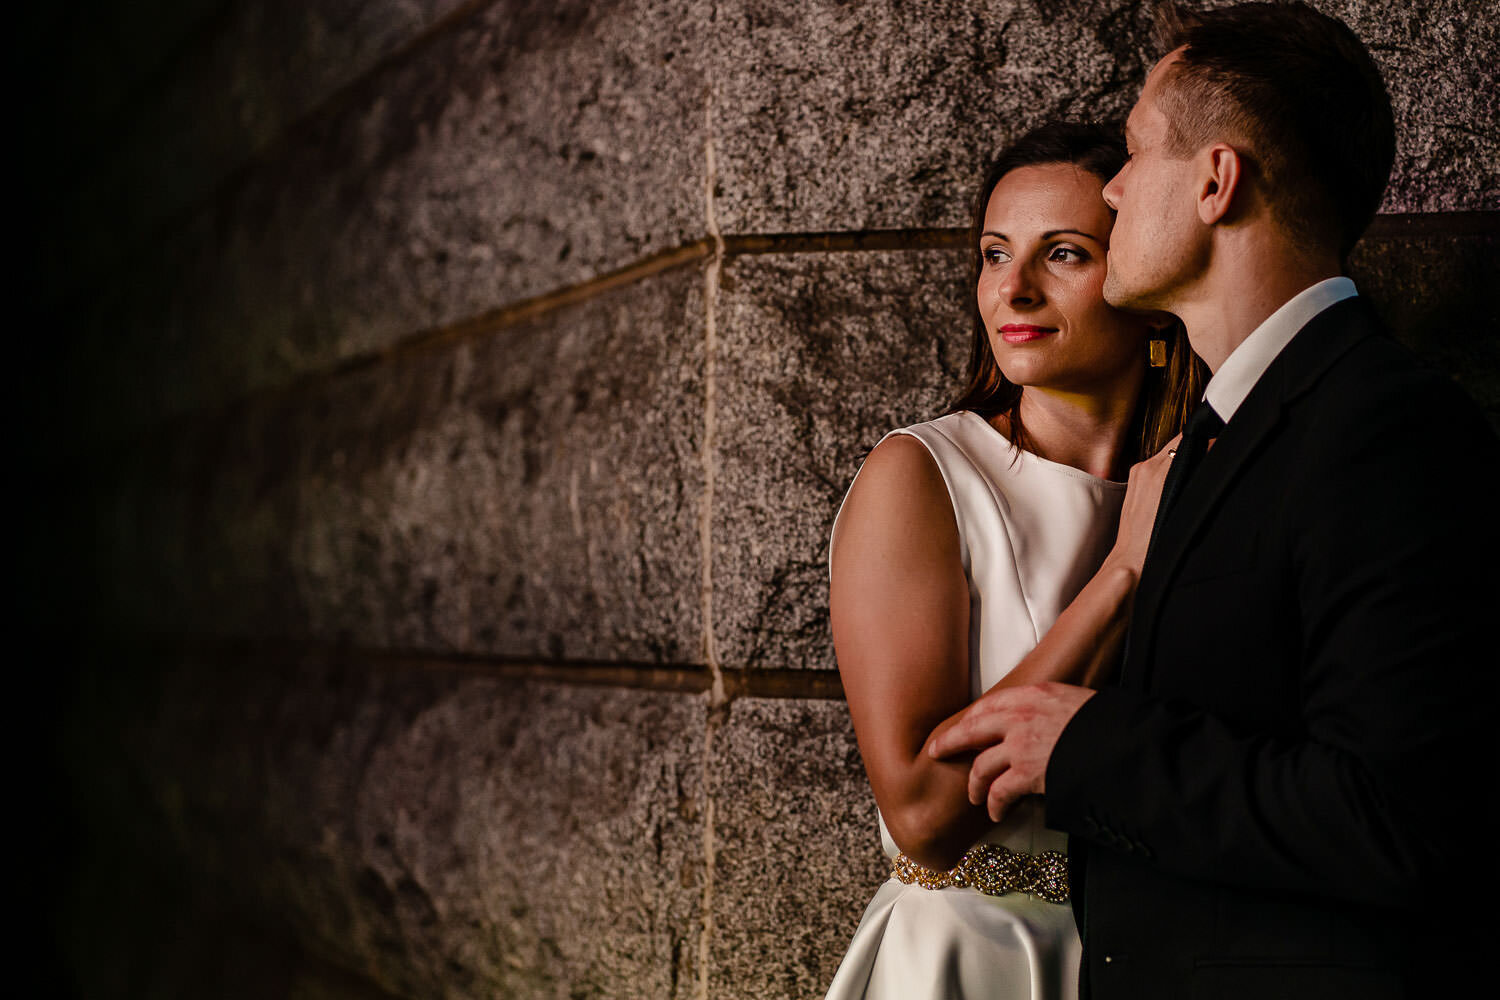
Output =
[{"x1": 825, "y1": 411, "x2": 1125, "y2": 1000}]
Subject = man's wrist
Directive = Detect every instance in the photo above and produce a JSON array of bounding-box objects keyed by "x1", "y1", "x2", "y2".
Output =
[{"x1": 1043, "y1": 686, "x2": 1132, "y2": 831}]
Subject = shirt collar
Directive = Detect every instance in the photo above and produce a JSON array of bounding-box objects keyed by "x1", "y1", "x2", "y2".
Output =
[{"x1": 1203, "y1": 276, "x2": 1358, "y2": 423}]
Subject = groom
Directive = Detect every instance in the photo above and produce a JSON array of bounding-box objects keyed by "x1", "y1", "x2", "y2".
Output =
[{"x1": 932, "y1": 3, "x2": 1500, "y2": 997}]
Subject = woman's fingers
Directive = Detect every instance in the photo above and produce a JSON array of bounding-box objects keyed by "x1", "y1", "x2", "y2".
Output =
[
  {"x1": 1133, "y1": 434, "x2": 1179, "y2": 494},
  {"x1": 1112, "y1": 432, "x2": 1186, "y2": 574}
]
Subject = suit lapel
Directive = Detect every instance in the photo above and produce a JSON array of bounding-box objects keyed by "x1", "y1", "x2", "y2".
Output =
[{"x1": 1125, "y1": 297, "x2": 1378, "y2": 690}]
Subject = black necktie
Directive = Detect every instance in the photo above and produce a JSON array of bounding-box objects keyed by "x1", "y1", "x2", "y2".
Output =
[{"x1": 1149, "y1": 402, "x2": 1225, "y2": 547}]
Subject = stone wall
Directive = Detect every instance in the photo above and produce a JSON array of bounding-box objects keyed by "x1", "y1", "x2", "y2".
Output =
[{"x1": 34, "y1": 2, "x2": 1498, "y2": 997}]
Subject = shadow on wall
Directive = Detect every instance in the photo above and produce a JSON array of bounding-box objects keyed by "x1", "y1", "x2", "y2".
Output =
[{"x1": 21, "y1": 0, "x2": 1498, "y2": 997}]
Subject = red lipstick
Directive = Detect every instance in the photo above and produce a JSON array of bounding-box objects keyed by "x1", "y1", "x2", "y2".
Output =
[{"x1": 999, "y1": 324, "x2": 1056, "y2": 344}]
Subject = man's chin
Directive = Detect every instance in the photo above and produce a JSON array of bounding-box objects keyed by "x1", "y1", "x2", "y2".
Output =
[
  {"x1": 1104, "y1": 273, "x2": 1162, "y2": 313},
  {"x1": 1102, "y1": 276, "x2": 1138, "y2": 310}
]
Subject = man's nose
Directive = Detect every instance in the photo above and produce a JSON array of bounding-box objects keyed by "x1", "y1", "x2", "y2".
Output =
[{"x1": 1102, "y1": 168, "x2": 1125, "y2": 210}]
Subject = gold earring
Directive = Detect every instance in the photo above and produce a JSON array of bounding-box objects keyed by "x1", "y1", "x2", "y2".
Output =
[{"x1": 1148, "y1": 338, "x2": 1168, "y2": 368}]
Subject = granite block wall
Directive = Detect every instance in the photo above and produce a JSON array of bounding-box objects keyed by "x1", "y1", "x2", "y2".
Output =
[{"x1": 33, "y1": 1, "x2": 1498, "y2": 997}]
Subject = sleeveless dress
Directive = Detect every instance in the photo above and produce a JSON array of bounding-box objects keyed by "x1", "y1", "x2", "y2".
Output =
[{"x1": 825, "y1": 411, "x2": 1126, "y2": 1000}]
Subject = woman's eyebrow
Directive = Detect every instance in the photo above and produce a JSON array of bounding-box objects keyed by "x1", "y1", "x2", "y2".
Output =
[
  {"x1": 982, "y1": 229, "x2": 1101, "y2": 241},
  {"x1": 1043, "y1": 228, "x2": 1101, "y2": 242}
]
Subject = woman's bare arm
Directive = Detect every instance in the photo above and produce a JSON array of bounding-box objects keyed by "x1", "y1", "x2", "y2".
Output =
[
  {"x1": 834, "y1": 435, "x2": 1177, "y2": 871},
  {"x1": 831, "y1": 435, "x2": 992, "y2": 871}
]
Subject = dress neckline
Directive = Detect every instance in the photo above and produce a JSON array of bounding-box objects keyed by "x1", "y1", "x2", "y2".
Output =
[{"x1": 954, "y1": 410, "x2": 1129, "y2": 489}]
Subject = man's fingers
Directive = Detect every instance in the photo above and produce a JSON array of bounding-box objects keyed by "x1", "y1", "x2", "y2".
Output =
[
  {"x1": 967, "y1": 744, "x2": 1010, "y2": 805},
  {"x1": 986, "y1": 771, "x2": 1028, "y2": 823},
  {"x1": 937, "y1": 716, "x2": 1008, "y2": 760},
  {"x1": 928, "y1": 693, "x2": 1015, "y2": 758}
]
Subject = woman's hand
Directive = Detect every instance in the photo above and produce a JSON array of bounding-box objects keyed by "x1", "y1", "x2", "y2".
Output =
[{"x1": 1106, "y1": 433, "x2": 1181, "y2": 578}]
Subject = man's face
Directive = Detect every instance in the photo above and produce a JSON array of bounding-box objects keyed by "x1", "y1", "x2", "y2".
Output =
[{"x1": 1102, "y1": 50, "x2": 1207, "y2": 311}]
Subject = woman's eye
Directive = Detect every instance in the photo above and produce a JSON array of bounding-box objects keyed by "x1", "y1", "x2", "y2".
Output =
[
  {"x1": 1049, "y1": 246, "x2": 1087, "y2": 263},
  {"x1": 981, "y1": 246, "x2": 1010, "y2": 265}
]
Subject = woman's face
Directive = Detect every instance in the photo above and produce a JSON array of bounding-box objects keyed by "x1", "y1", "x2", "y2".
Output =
[{"x1": 976, "y1": 163, "x2": 1151, "y2": 399}]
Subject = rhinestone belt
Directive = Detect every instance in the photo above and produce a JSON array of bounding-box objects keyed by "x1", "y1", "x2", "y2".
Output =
[{"x1": 891, "y1": 844, "x2": 1069, "y2": 904}]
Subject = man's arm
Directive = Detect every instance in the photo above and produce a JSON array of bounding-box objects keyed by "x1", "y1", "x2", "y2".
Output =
[
  {"x1": 941, "y1": 370, "x2": 1500, "y2": 906},
  {"x1": 1049, "y1": 376, "x2": 1499, "y2": 906}
]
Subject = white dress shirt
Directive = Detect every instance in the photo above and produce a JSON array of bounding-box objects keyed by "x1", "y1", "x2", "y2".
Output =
[{"x1": 1203, "y1": 276, "x2": 1359, "y2": 423}]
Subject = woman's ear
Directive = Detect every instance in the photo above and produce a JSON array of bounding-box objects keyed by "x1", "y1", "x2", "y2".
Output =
[{"x1": 1197, "y1": 143, "x2": 1242, "y2": 225}]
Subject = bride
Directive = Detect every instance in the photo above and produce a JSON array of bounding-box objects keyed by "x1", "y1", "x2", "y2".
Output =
[{"x1": 824, "y1": 121, "x2": 1204, "y2": 998}]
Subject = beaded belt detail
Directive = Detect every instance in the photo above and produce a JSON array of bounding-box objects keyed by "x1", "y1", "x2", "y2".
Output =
[{"x1": 891, "y1": 845, "x2": 1070, "y2": 904}]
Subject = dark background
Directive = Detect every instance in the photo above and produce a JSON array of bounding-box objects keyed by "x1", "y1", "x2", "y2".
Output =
[{"x1": 19, "y1": 2, "x2": 1497, "y2": 997}]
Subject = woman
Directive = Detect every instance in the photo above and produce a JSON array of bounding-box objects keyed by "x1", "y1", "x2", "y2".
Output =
[{"x1": 824, "y1": 122, "x2": 1205, "y2": 999}]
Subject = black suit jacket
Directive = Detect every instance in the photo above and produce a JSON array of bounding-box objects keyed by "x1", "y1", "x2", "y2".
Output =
[{"x1": 1046, "y1": 297, "x2": 1500, "y2": 999}]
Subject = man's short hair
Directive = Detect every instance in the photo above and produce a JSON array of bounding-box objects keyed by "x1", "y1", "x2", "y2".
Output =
[{"x1": 1152, "y1": 2, "x2": 1395, "y2": 260}]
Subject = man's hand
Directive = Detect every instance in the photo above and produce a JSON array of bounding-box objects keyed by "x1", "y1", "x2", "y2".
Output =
[{"x1": 928, "y1": 682, "x2": 1096, "y2": 821}]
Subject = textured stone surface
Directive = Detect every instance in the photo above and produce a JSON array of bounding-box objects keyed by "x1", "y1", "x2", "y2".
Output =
[
  {"x1": 93, "y1": 265, "x2": 706, "y2": 662},
  {"x1": 1295, "y1": 0, "x2": 1500, "y2": 213},
  {"x1": 43, "y1": 2, "x2": 1500, "y2": 997},
  {"x1": 65, "y1": 653, "x2": 706, "y2": 998},
  {"x1": 711, "y1": 0, "x2": 1150, "y2": 233},
  {"x1": 712, "y1": 249, "x2": 973, "y2": 671},
  {"x1": 711, "y1": 0, "x2": 1500, "y2": 234},
  {"x1": 708, "y1": 697, "x2": 884, "y2": 998},
  {"x1": 1349, "y1": 231, "x2": 1500, "y2": 425},
  {"x1": 69, "y1": 0, "x2": 712, "y2": 441},
  {"x1": 59, "y1": 0, "x2": 1498, "y2": 446},
  {"x1": 52, "y1": 0, "x2": 478, "y2": 289}
]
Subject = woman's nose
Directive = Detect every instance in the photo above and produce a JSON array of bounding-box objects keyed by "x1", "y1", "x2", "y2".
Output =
[{"x1": 1000, "y1": 261, "x2": 1039, "y2": 303}]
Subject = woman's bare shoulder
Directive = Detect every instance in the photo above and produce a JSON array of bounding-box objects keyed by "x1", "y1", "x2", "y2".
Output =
[{"x1": 833, "y1": 432, "x2": 957, "y2": 563}]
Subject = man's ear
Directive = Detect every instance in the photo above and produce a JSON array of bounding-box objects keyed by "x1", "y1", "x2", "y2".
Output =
[{"x1": 1196, "y1": 143, "x2": 1243, "y2": 225}]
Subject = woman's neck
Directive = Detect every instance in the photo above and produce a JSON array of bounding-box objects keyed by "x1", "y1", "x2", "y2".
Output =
[{"x1": 1008, "y1": 382, "x2": 1142, "y2": 481}]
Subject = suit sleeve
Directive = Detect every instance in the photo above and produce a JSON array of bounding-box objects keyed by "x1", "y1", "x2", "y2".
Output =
[{"x1": 1045, "y1": 371, "x2": 1500, "y2": 907}]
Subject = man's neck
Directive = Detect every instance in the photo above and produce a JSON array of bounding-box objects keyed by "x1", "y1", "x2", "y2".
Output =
[{"x1": 1174, "y1": 232, "x2": 1342, "y2": 373}]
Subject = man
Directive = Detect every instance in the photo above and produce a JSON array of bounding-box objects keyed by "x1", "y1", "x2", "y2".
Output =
[{"x1": 931, "y1": 3, "x2": 1500, "y2": 997}]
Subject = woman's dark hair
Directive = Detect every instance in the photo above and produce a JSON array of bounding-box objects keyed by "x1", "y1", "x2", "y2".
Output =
[{"x1": 947, "y1": 121, "x2": 1206, "y2": 461}]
